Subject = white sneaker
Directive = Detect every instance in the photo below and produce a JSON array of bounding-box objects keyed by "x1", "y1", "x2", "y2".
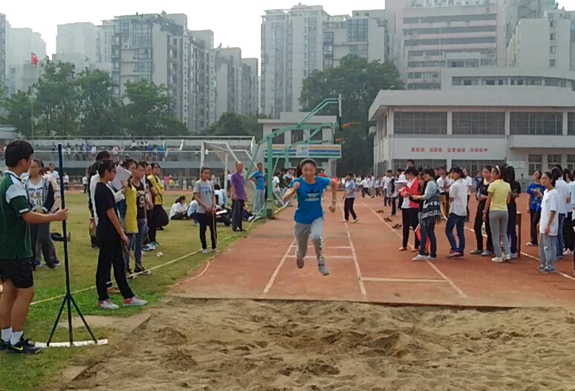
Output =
[
  {"x1": 412, "y1": 254, "x2": 427, "y2": 262},
  {"x1": 202, "y1": 249, "x2": 209, "y2": 254},
  {"x1": 564, "y1": 249, "x2": 573, "y2": 256},
  {"x1": 342, "y1": 219, "x2": 347, "y2": 223},
  {"x1": 124, "y1": 296, "x2": 148, "y2": 307},
  {"x1": 212, "y1": 248, "x2": 218, "y2": 253},
  {"x1": 98, "y1": 299, "x2": 119, "y2": 310},
  {"x1": 492, "y1": 257, "x2": 504, "y2": 263},
  {"x1": 504, "y1": 254, "x2": 512, "y2": 261},
  {"x1": 352, "y1": 219, "x2": 359, "y2": 224}
]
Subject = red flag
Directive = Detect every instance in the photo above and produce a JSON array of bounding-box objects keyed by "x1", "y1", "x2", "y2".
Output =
[{"x1": 31, "y1": 53, "x2": 38, "y2": 66}]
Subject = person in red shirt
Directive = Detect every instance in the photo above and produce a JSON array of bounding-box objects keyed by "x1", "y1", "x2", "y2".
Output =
[{"x1": 318, "y1": 170, "x2": 327, "y2": 178}]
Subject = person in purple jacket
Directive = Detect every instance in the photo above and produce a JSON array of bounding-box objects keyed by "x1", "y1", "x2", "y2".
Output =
[{"x1": 230, "y1": 162, "x2": 246, "y2": 232}]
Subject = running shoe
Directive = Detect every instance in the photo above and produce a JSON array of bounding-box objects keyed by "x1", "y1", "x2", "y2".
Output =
[
  {"x1": 318, "y1": 262, "x2": 329, "y2": 276},
  {"x1": 526, "y1": 242, "x2": 537, "y2": 247},
  {"x1": 7, "y1": 336, "x2": 42, "y2": 355},
  {"x1": 212, "y1": 248, "x2": 218, "y2": 253},
  {"x1": 352, "y1": 219, "x2": 359, "y2": 224},
  {"x1": 470, "y1": 249, "x2": 482, "y2": 255},
  {"x1": 98, "y1": 300, "x2": 119, "y2": 310},
  {"x1": 412, "y1": 254, "x2": 427, "y2": 262},
  {"x1": 0, "y1": 340, "x2": 9, "y2": 352},
  {"x1": 504, "y1": 254, "x2": 512, "y2": 261},
  {"x1": 492, "y1": 257, "x2": 504, "y2": 263},
  {"x1": 202, "y1": 249, "x2": 209, "y2": 254},
  {"x1": 540, "y1": 268, "x2": 557, "y2": 274},
  {"x1": 481, "y1": 251, "x2": 492, "y2": 257},
  {"x1": 124, "y1": 296, "x2": 148, "y2": 307},
  {"x1": 134, "y1": 266, "x2": 151, "y2": 275},
  {"x1": 447, "y1": 251, "x2": 460, "y2": 258},
  {"x1": 427, "y1": 256, "x2": 437, "y2": 262},
  {"x1": 296, "y1": 258, "x2": 305, "y2": 269}
]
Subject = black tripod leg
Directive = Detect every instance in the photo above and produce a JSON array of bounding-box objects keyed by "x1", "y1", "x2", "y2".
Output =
[
  {"x1": 70, "y1": 296, "x2": 98, "y2": 343},
  {"x1": 46, "y1": 296, "x2": 68, "y2": 346}
]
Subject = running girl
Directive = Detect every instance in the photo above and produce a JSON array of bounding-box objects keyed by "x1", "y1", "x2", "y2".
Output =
[{"x1": 283, "y1": 159, "x2": 337, "y2": 276}]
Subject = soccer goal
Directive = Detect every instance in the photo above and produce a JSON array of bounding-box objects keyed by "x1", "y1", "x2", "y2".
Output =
[{"x1": 200, "y1": 141, "x2": 257, "y2": 201}]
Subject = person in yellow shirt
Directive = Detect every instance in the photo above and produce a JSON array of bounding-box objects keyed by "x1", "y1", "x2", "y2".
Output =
[
  {"x1": 147, "y1": 163, "x2": 165, "y2": 248},
  {"x1": 123, "y1": 160, "x2": 151, "y2": 276},
  {"x1": 485, "y1": 165, "x2": 512, "y2": 263}
]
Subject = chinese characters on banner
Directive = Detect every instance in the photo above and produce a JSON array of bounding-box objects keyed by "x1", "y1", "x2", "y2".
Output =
[{"x1": 410, "y1": 147, "x2": 490, "y2": 153}]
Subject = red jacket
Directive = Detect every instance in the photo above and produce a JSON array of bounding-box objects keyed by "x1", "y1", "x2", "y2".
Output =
[{"x1": 404, "y1": 179, "x2": 420, "y2": 209}]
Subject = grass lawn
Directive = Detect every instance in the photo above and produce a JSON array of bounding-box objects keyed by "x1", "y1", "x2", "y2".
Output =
[{"x1": 0, "y1": 192, "x2": 251, "y2": 391}]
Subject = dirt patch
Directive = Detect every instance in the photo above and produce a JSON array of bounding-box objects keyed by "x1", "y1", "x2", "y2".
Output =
[{"x1": 60, "y1": 299, "x2": 575, "y2": 391}]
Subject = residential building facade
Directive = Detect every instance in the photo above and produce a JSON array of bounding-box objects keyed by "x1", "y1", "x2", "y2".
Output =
[
  {"x1": 261, "y1": 5, "x2": 390, "y2": 118},
  {"x1": 56, "y1": 22, "x2": 97, "y2": 72},
  {"x1": 0, "y1": 14, "x2": 6, "y2": 99},
  {"x1": 214, "y1": 47, "x2": 259, "y2": 120},
  {"x1": 189, "y1": 30, "x2": 216, "y2": 131}
]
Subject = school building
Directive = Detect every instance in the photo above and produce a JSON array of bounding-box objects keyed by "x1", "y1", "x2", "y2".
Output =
[{"x1": 369, "y1": 83, "x2": 575, "y2": 179}]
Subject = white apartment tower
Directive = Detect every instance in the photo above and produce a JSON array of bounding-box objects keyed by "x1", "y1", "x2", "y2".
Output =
[
  {"x1": 261, "y1": 5, "x2": 328, "y2": 118},
  {"x1": 56, "y1": 22, "x2": 97, "y2": 72},
  {"x1": 189, "y1": 30, "x2": 216, "y2": 131},
  {"x1": 0, "y1": 14, "x2": 7, "y2": 97},
  {"x1": 507, "y1": 9, "x2": 575, "y2": 70},
  {"x1": 214, "y1": 47, "x2": 259, "y2": 120},
  {"x1": 261, "y1": 5, "x2": 391, "y2": 118}
]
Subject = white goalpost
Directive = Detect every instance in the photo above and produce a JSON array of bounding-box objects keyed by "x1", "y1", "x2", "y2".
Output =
[{"x1": 200, "y1": 141, "x2": 257, "y2": 201}]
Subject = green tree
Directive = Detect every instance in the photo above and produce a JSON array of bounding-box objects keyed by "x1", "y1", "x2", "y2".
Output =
[
  {"x1": 34, "y1": 61, "x2": 79, "y2": 136},
  {"x1": 0, "y1": 90, "x2": 34, "y2": 138},
  {"x1": 206, "y1": 113, "x2": 268, "y2": 139},
  {"x1": 299, "y1": 55, "x2": 403, "y2": 175},
  {"x1": 76, "y1": 69, "x2": 123, "y2": 136},
  {"x1": 121, "y1": 80, "x2": 188, "y2": 136}
]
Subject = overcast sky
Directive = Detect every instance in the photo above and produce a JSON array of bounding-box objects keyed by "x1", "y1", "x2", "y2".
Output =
[
  {"x1": 3, "y1": 0, "x2": 574, "y2": 59},
  {"x1": 2, "y1": 1, "x2": 384, "y2": 58}
]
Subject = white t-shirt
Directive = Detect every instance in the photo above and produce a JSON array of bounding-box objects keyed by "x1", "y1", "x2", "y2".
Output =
[
  {"x1": 64, "y1": 175, "x2": 69, "y2": 184},
  {"x1": 437, "y1": 176, "x2": 453, "y2": 193},
  {"x1": 361, "y1": 179, "x2": 368, "y2": 188},
  {"x1": 382, "y1": 177, "x2": 391, "y2": 193},
  {"x1": 396, "y1": 174, "x2": 407, "y2": 193},
  {"x1": 554, "y1": 178, "x2": 569, "y2": 215},
  {"x1": 463, "y1": 176, "x2": 473, "y2": 195},
  {"x1": 26, "y1": 180, "x2": 45, "y2": 211},
  {"x1": 273, "y1": 176, "x2": 280, "y2": 189},
  {"x1": 369, "y1": 177, "x2": 375, "y2": 188},
  {"x1": 540, "y1": 188, "x2": 560, "y2": 236},
  {"x1": 49, "y1": 170, "x2": 59, "y2": 180},
  {"x1": 449, "y1": 179, "x2": 468, "y2": 217},
  {"x1": 82, "y1": 176, "x2": 88, "y2": 185},
  {"x1": 170, "y1": 202, "x2": 188, "y2": 218}
]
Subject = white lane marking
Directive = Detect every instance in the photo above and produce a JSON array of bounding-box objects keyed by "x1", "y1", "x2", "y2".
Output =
[
  {"x1": 338, "y1": 199, "x2": 367, "y2": 296},
  {"x1": 262, "y1": 239, "x2": 296, "y2": 295}
]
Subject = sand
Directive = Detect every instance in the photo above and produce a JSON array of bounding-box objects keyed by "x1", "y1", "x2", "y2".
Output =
[{"x1": 63, "y1": 298, "x2": 575, "y2": 391}]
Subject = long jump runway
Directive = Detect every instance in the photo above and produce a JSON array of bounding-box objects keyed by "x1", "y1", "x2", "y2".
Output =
[{"x1": 173, "y1": 197, "x2": 575, "y2": 311}]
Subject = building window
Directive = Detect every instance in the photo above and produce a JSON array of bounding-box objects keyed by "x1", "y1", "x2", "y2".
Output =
[
  {"x1": 272, "y1": 129, "x2": 285, "y2": 144},
  {"x1": 528, "y1": 155, "x2": 543, "y2": 174},
  {"x1": 548, "y1": 154, "x2": 562, "y2": 170},
  {"x1": 452, "y1": 112, "x2": 505, "y2": 135},
  {"x1": 550, "y1": 46, "x2": 556, "y2": 54},
  {"x1": 452, "y1": 160, "x2": 505, "y2": 177},
  {"x1": 510, "y1": 112, "x2": 563, "y2": 135},
  {"x1": 394, "y1": 112, "x2": 448, "y2": 135},
  {"x1": 310, "y1": 129, "x2": 323, "y2": 141},
  {"x1": 550, "y1": 59, "x2": 556, "y2": 67},
  {"x1": 291, "y1": 129, "x2": 304, "y2": 143},
  {"x1": 393, "y1": 160, "x2": 447, "y2": 173},
  {"x1": 550, "y1": 20, "x2": 556, "y2": 28},
  {"x1": 567, "y1": 155, "x2": 575, "y2": 172},
  {"x1": 568, "y1": 113, "x2": 575, "y2": 135},
  {"x1": 550, "y1": 33, "x2": 556, "y2": 41}
]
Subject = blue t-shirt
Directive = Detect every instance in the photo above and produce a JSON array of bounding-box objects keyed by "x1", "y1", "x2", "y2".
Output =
[
  {"x1": 527, "y1": 183, "x2": 546, "y2": 211},
  {"x1": 345, "y1": 180, "x2": 356, "y2": 198},
  {"x1": 251, "y1": 171, "x2": 266, "y2": 191},
  {"x1": 291, "y1": 176, "x2": 331, "y2": 224}
]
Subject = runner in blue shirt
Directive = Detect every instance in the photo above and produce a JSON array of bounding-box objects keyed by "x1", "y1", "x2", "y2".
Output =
[{"x1": 283, "y1": 159, "x2": 337, "y2": 276}]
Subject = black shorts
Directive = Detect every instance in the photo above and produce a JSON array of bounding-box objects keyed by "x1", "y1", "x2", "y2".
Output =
[{"x1": 0, "y1": 258, "x2": 35, "y2": 289}]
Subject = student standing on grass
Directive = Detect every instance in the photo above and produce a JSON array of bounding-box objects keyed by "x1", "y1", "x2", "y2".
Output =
[
  {"x1": 343, "y1": 172, "x2": 358, "y2": 223},
  {"x1": 485, "y1": 166, "x2": 512, "y2": 263},
  {"x1": 25, "y1": 159, "x2": 60, "y2": 269},
  {"x1": 124, "y1": 160, "x2": 151, "y2": 276},
  {"x1": 411, "y1": 168, "x2": 441, "y2": 262},
  {"x1": 250, "y1": 163, "x2": 266, "y2": 215},
  {"x1": 538, "y1": 172, "x2": 560, "y2": 274},
  {"x1": 526, "y1": 171, "x2": 545, "y2": 247},
  {"x1": 94, "y1": 159, "x2": 147, "y2": 310},
  {"x1": 147, "y1": 163, "x2": 165, "y2": 248},
  {"x1": 471, "y1": 166, "x2": 494, "y2": 257},
  {"x1": 0, "y1": 140, "x2": 68, "y2": 354},
  {"x1": 283, "y1": 159, "x2": 337, "y2": 276},
  {"x1": 445, "y1": 167, "x2": 468, "y2": 258},
  {"x1": 230, "y1": 162, "x2": 246, "y2": 232},
  {"x1": 399, "y1": 167, "x2": 420, "y2": 252},
  {"x1": 194, "y1": 167, "x2": 218, "y2": 254}
]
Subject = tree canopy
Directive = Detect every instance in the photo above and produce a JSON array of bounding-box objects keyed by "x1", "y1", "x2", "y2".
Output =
[
  {"x1": 299, "y1": 55, "x2": 403, "y2": 176},
  {"x1": 205, "y1": 112, "x2": 267, "y2": 140},
  {"x1": 0, "y1": 62, "x2": 188, "y2": 137}
]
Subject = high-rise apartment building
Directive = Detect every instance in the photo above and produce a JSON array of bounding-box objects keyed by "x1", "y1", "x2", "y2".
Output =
[
  {"x1": 385, "y1": 0, "x2": 506, "y2": 90},
  {"x1": 214, "y1": 47, "x2": 259, "y2": 120},
  {"x1": 6, "y1": 27, "x2": 46, "y2": 68},
  {"x1": 189, "y1": 30, "x2": 216, "y2": 130},
  {"x1": 507, "y1": 9, "x2": 575, "y2": 70},
  {"x1": 323, "y1": 10, "x2": 390, "y2": 69},
  {"x1": 56, "y1": 22, "x2": 97, "y2": 72},
  {"x1": 261, "y1": 5, "x2": 390, "y2": 118},
  {"x1": 0, "y1": 14, "x2": 7, "y2": 97}
]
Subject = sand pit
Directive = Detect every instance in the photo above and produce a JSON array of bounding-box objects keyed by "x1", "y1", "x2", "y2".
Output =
[{"x1": 63, "y1": 298, "x2": 575, "y2": 391}]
